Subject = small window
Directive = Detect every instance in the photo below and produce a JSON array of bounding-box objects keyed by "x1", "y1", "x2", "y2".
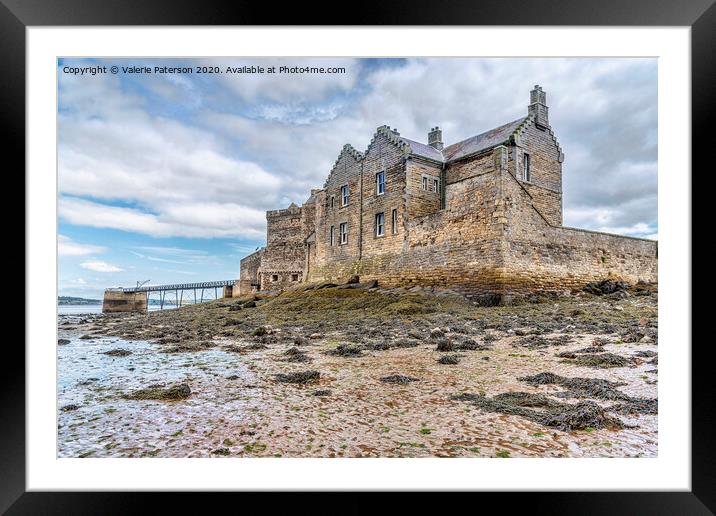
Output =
[
  {"x1": 421, "y1": 176, "x2": 428, "y2": 191},
  {"x1": 329, "y1": 225, "x2": 335, "y2": 246},
  {"x1": 291, "y1": 274, "x2": 299, "y2": 281},
  {"x1": 339, "y1": 222, "x2": 348, "y2": 244},
  {"x1": 375, "y1": 212, "x2": 385, "y2": 237},
  {"x1": 391, "y1": 208, "x2": 398, "y2": 234},
  {"x1": 330, "y1": 196, "x2": 335, "y2": 208},
  {"x1": 271, "y1": 274, "x2": 279, "y2": 282},
  {"x1": 376, "y1": 171, "x2": 385, "y2": 195},
  {"x1": 341, "y1": 185, "x2": 349, "y2": 206},
  {"x1": 432, "y1": 177, "x2": 440, "y2": 193},
  {"x1": 523, "y1": 153, "x2": 531, "y2": 182}
]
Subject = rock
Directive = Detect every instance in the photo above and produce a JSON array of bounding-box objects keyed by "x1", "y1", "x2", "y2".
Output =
[
  {"x1": 584, "y1": 279, "x2": 629, "y2": 295},
  {"x1": 242, "y1": 301, "x2": 256, "y2": 308},
  {"x1": 60, "y1": 404, "x2": 79, "y2": 412},
  {"x1": 429, "y1": 328, "x2": 444, "y2": 339},
  {"x1": 315, "y1": 283, "x2": 338, "y2": 290},
  {"x1": 435, "y1": 339, "x2": 454, "y2": 352},
  {"x1": 58, "y1": 339, "x2": 70, "y2": 345},
  {"x1": 102, "y1": 348, "x2": 132, "y2": 357},
  {"x1": 252, "y1": 326, "x2": 268, "y2": 337},
  {"x1": 308, "y1": 333, "x2": 322, "y2": 340}
]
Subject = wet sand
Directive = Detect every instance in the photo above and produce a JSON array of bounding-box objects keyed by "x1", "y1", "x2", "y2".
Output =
[{"x1": 57, "y1": 285, "x2": 657, "y2": 458}]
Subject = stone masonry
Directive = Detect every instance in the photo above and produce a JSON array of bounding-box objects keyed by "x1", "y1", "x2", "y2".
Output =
[{"x1": 237, "y1": 86, "x2": 657, "y2": 300}]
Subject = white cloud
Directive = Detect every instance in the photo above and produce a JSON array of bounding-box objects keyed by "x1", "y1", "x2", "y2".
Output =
[
  {"x1": 80, "y1": 260, "x2": 124, "y2": 273},
  {"x1": 58, "y1": 234, "x2": 106, "y2": 256},
  {"x1": 59, "y1": 197, "x2": 266, "y2": 239}
]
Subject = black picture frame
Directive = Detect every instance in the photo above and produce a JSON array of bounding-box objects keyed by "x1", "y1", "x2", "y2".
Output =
[{"x1": 6, "y1": 0, "x2": 711, "y2": 512}]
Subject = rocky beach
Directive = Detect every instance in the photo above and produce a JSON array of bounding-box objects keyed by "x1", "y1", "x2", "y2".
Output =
[{"x1": 57, "y1": 280, "x2": 658, "y2": 458}]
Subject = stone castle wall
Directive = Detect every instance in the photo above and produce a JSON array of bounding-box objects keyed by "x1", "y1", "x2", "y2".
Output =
[
  {"x1": 499, "y1": 172, "x2": 657, "y2": 294},
  {"x1": 259, "y1": 205, "x2": 305, "y2": 291},
  {"x1": 237, "y1": 248, "x2": 263, "y2": 296},
  {"x1": 508, "y1": 120, "x2": 563, "y2": 226}
]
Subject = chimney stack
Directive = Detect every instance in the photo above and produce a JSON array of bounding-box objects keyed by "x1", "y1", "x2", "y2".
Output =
[
  {"x1": 428, "y1": 126, "x2": 443, "y2": 150},
  {"x1": 528, "y1": 85, "x2": 549, "y2": 128}
]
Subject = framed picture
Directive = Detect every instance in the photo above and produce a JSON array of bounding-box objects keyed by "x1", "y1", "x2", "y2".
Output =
[{"x1": 10, "y1": 0, "x2": 710, "y2": 511}]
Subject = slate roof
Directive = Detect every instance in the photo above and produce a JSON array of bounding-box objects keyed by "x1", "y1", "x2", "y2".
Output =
[
  {"x1": 442, "y1": 117, "x2": 527, "y2": 162},
  {"x1": 394, "y1": 116, "x2": 529, "y2": 164},
  {"x1": 399, "y1": 137, "x2": 446, "y2": 162}
]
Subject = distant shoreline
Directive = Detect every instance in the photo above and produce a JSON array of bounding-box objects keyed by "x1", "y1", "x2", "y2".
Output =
[
  {"x1": 58, "y1": 296, "x2": 101, "y2": 306},
  {"x1": 58, "y1": 296, "x2": 179, "y2": 306}
]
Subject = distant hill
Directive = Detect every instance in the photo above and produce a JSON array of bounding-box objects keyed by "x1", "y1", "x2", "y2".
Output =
[{"x1": 58, "y1": 296, "x2": 101, "y2": 305}]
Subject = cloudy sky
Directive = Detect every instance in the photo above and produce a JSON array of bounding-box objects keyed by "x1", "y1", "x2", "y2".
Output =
[{"x1": 58, "y1": 57, "x2": 657, "y2": 299}]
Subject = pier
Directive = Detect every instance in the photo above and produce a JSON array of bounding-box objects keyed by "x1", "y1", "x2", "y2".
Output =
[{"x1": 103, "y1": 279, "x2": 237, "y2": 313}]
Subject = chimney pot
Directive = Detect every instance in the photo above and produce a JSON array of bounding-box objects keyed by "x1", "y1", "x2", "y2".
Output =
[{"x1": 428, "y1": 126, "x2": 443, "y2": 151}]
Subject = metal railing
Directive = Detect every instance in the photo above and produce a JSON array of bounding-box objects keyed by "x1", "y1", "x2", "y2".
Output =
[{"x1": 120, "y1": 280, "x2": 236, "y2": 293}]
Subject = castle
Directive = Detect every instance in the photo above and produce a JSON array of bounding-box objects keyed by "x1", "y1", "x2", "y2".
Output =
[{"x1": 237, "y1": 86, "x2": 657, "y2": 301}]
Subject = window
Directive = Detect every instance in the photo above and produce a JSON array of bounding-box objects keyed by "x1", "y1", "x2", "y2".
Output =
[
  {"x1": 376, "y1": 171, "x2": 385, "y2": 195},
  {"x1": 330, "y1": 196, "x2": 335, "y2": 208},
  {"x1": 271, "y1": 274, "x2": 279, "y2": 282},
  {"x1": 391, "y1": 208, "x2": 398, "y2": 234},
  {"x1": 291, "y1": 273, "x2": 299, "y2": 281},
  {"x1": 339, "y1": 222, "x2": 348, "y2": 244},
  {"x1": 523, "y1": 153, "x2": 531, "y2": 182},
  {"x1": 375, "y1": 212, "x2": 385, "y2": 237},
  {"x1": 341, "y1": 185, "x2": 349, "y2": 206},
  {"x1": 421, "y1": 176, "x2": 428, "y2": 191},
  {"x1": 432, "y1": 177, "x2": 440, "y2": 193},
  {"x1": 329, "y1": 225, "x2": 335, "y2": 246}
]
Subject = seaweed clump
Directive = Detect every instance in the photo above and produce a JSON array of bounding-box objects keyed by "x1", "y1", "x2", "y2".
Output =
[
  {"x1": 438, "y1": 354, "x2": 460, "y2": 365},
  {"x1": 452, "y1": 391, "x2": 625, "y2": 431},
  {"x1": 274, "y1": 370, "x2": 320, "y2": 384},
  {"x1": 573, "y1": 353, "x2": 633, "y2": 368},
  {"x1": 328, "y1": 344, "x2": 364, "y2": 357},
  {"x1": 518, "y1": 372, "x2": 657, "y2": 415},
  {"x1": 124, "y1": 383, "x2": 191, "y2": 401},
  {"x1": 283, "y1": 347, "x2": 312, "y2": 363},
  {"x1": 380, "y1": 375, "x2": 419, "y2": 384}
]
